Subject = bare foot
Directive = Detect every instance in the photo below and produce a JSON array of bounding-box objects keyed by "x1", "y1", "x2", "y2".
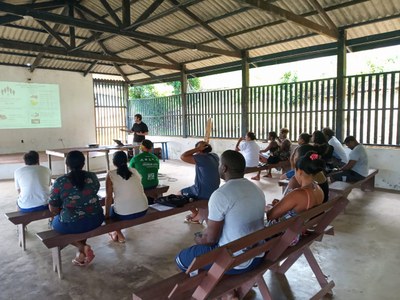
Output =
[{"x1": 251, "y1": 175, "x2": 260, "y2": 181}]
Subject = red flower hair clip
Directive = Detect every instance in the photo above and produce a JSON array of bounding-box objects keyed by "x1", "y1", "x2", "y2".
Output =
[{"x1": 310, "y1": 153, "x2": 319, "y2": 160}]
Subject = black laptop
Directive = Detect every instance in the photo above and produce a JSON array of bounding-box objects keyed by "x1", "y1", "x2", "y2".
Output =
[{"x1": 113, "y1": 139, "x2": 125, "y2": 146}]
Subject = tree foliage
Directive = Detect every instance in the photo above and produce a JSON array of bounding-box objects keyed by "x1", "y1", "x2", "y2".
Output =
[
  {"x1": 129, "y1": 84, "x2": 159, "y2": 99},
  {"x1": 280, "y1": 71, "x2": 298, "y2": 84},
  {"x1": 167, "y1": 77, "x2": 201, "y2": 95}
]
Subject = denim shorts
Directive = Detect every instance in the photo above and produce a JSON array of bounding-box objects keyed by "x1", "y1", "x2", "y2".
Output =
[
  {"x1": 52, "y1": 213, "x2": 104, "y2": 234},
  {"x1": 18, "y1": 204, "x2": 48, "y2": 213},
  {"x1": 110, "y1": 205, "x2": 147, "y2": 221}
]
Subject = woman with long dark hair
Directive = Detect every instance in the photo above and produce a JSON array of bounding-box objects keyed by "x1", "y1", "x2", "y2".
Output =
[
  {"x1": 266, "y1": 151, "x2": 325, "y2": 244},
  {"x1": 49, "y1": 150, "x2": 104, "y2": 266},
  {"x1": 105, "y1": 151, "x2": 148, "y2": 243}
]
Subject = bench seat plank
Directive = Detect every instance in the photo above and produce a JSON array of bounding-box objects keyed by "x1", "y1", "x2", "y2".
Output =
[
  {"x1": 132, "y1": 196, "x2": 349, "y2": 300},
  {"x1": 5, "y1": 185, "x2": 170, "y2": 250},
  {"x1": 36, "y1": 200, "x2": 208, "y2": 278}
]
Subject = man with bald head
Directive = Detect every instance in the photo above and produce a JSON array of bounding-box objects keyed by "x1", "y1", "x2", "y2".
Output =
[{"x1": 176, "y1": 150, "x2": 266, "y2": 275}]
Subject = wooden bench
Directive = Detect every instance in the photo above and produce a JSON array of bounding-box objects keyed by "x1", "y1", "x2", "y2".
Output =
[
  {"x1": 5, "y1": 185, "x2": 170, "y2": 250},
  {"x1": 132, "y1": 195, "x2": 349, "y2": 300},
  {"x1": 244, "y1": 160, "x2": 291, "y2": 177},
  {"x1": 36, "y1": 200, "x2": 208, "y2": 279},
  {"x1": 329, "y1": 168, "x2": 379, "y2": 197},
  {"x1": 278, "y1": 168, "x2": 379, "y2": 197}
]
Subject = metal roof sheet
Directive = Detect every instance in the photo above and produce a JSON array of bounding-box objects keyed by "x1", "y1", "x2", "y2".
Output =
[{"x1": 0, "y1": 0, "x2": 397, "y2": 83}]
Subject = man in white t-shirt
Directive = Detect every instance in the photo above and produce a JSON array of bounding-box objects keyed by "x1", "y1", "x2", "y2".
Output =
[
  {"x1": 175, "y1": 150, "x2": 266, "y2": 275},
  {"x1": 14, "y1": 151, "x2": 51, "y2": 212},
  {"x1": 322, "y1": 127, "x2": 348, "y2": 164},
  {"x1": 235, "y1": 131, "x2": 260, "y2": 167},
  {"x1": 331, "y1": 136, "x2": 369, "y2": 182}
]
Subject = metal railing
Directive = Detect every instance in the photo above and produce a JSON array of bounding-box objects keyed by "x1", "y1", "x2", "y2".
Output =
[{"x1": 98, "y1": 71, "x2": 399, "y2": 147}]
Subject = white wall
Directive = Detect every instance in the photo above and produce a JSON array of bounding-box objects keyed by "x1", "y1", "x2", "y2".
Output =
[
  {"x1": 151, "y1": 136, "x2": 400, "y2": 191},
  {"x1": 0, "y1": 66, "x2": 95, "y2": 154}
]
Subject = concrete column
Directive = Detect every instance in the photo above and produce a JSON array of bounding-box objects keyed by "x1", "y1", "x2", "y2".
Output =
[
  {"x1": 180, "y1": 67, "x2": 188, "y2": 138},
  {"x1": 336, "y1": 29, "x2": 347, "y2": 141},
  {"x1": 241, "y1": 50, "x2": 250, "y2": 137}
]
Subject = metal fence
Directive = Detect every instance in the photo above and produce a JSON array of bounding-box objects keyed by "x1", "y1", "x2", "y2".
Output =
[
  {"x1": 93, "y1": 79, "x2": 127, "y2": 145},
  {"x1": 106, "y1": 70, "x2": 400, "y2": 147}
]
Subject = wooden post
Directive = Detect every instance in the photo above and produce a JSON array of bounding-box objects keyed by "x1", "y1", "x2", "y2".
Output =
[
  {"x1": 241, "y1": 50, "x2": 250, "y2": 137},
  {"x1": 181, "y1": 66, "x2": 188, "y2": 138},
  {"x1": 336, "y1": 29, "x2": 347, "y2": 141}
]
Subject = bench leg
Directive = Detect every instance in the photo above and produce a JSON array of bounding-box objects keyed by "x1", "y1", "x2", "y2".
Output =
[
  {"x1": 361, "y1": 176, "x2": 375, "y2": 192},
  {"x1": 51, "y1": 247, "x2": 63, "y2": 279},
  {"x1": 18, "y1": 224, "x2": 26, "y2": 251},
  {"x1": 255, "y1": 274, "x2": 272, "y2": 300},
  {"x1": 303, "y1": 246, "x2": 334, "y2": 297},
  {"x1": 274, "y1": 249, "x2": 303, "y2": 274}
]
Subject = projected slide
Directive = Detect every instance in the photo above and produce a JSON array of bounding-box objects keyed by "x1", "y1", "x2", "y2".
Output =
[{"x1": 0, "y1": 81, "x2": 61, "y2": 129}]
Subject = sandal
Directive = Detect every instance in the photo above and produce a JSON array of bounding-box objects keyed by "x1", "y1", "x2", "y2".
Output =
[
  {"x1": 108, "y1": 232, "x2": 118, "y2": 242},
  {"x1": 117, "y1": 233, "x2": 126, "y2": 243},
  {"x1": 72, "y1": 252, "x2": 86, "y2": 267},
  {"x1": 251, "y1": 176, "x2": 260, "y2": 181},
  {"x1": 184, "y1": 211, "x2": 201, "y2": 224},
  {"x1": 72, "y1": 258, "x2": 86, "y2": 267},
  {"x1": 83, "y1": 245, "x2": 95, "y2": 265}
]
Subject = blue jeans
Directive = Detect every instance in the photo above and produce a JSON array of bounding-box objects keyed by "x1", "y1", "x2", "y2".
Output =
[
  {"x1": 52, "y1": 213, "x2": 104, "y2": 234},
  {"x1": 110, "y1": 206, "x2": 147, "y2": 221},
  {"x1": 18, "y1": 204, "x2": 48, "y2": 213},
  {"x1": 175, "y1": 244, "x2": 264, "y2": 275}
]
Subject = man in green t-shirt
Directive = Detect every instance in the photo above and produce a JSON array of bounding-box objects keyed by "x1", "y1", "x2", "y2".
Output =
[{"x1": 129, "y1": 139, "x2": 160, "y2": 189}]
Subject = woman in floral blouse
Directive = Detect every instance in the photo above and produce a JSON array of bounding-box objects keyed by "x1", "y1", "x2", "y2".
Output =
[{"x1": 49, "y1": 150, "x2": 104, "y2": 266}]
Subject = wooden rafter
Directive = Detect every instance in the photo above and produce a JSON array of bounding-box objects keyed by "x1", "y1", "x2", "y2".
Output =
[
  {"x1": 237, "y1": 0, "x2": 338, "y2": 40},
  {"x1": 168, "y1": 0, "x2": 240, "y2": 51},
  {"x1": 129, "y1": 0, "x2": 165, "y2": 31},
  {"x1": 307, "y1": 0, "x2": 337, "y2": 31},
  {"x1": 0, "y1": 38, "x2": 180, "y2": 70},
  {"x1": 30, "y1": 6, "x2": 68, "y2": 72},
  {"x1": 122, "y1": 0, "x2": 131, "y2": 27},
  {"x1": 0, "y1": 2, "x2": 241, "y2": 58},
  {"x1": 36, "y1": 20, "x2": 70, "y2": 49},
  {"x1": 99, "y1": 0, "x2": 122, "y2": 27},
  {"x1": 68, "y1": 2, "x2": 75, "y2": 48},
  {"x1": 97, "y1": 40, "x2": 130, "y2": 82}
]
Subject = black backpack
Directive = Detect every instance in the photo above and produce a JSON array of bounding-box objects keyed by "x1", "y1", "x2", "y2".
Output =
[{"x1": 154, "y1": 194, "x2": 191, "y2": 207}]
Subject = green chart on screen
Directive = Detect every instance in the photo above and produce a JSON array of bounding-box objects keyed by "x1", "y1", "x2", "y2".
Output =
[{"x1": 0, "y1": 81, "x2": 61, "y2": 129}]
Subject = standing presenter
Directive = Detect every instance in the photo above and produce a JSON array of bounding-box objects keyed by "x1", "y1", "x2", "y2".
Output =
[{"x1": 130, "y1": 114, "x2": 149, "y2": 143}]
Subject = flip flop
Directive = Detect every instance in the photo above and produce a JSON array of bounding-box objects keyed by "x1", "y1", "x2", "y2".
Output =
[
  {"x1": 108, "y1": 232, "x2": 118, "y2": 242},
  {"x1": 72, "y1": 258, "x2": 86, "y2": 267},
  {"x1": 84, "y1": 246, "x2": 95, "y2": 265},
  {"x1": 184, "y1": 212, "x2": 201, "y2": 224}
]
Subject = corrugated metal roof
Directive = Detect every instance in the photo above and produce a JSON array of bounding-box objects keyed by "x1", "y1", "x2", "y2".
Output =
[{"x1": 0, "y1": 0, "x2": 398, "y2": 84}]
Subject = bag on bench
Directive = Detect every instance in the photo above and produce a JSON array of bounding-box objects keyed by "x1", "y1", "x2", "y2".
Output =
[{"x1": 154, "y1": 194, "x2": 190, "y2": 207}]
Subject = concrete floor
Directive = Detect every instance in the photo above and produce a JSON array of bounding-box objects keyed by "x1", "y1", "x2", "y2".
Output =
[{"x1": 0, "y1": 159, "x2": 399, "y2": 300}]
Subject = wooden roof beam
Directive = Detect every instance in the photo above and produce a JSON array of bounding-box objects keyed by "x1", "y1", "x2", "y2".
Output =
[
  {"x1": 0, "y1": 2, "x2": 241, "y2": 58},
  {"x1": 36, "y1": 20, "x2": 70, "y2": 49},
  {"x1": 0, "y1": 38, "x2": 180, "y2": 70},
  {"x1": 237, "y1": 0, "x2": 338, "y2": 40},
  {"x1": 31, "y1": 6, "x2": 68, "y2": 72},
  {"x1": 168, "y1": 0, "x2": 240, "y2": 51},
  {"x1": 308, "y1": 0, "x2": 337, "y2": 32},
  {"x1": 122, "y1": 0, "x2": 131, "y2": 27},
  {"x1": 99, "y1": 0, "x2": 122, "y2": 27},
  {"x1": 129, "y1": 0, "x2": 165, "y2": 31}
]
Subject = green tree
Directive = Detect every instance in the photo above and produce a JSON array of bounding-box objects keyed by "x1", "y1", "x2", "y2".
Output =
[
  {"x1": 280, "y1": 71, "x2": 298, "y2": 84},
  {"x1": 129, "y1": 84, "x2": 159, "y2": 99},
  {"x1": 167, "y1": 77, "x2": 201, "y2": 95}
]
